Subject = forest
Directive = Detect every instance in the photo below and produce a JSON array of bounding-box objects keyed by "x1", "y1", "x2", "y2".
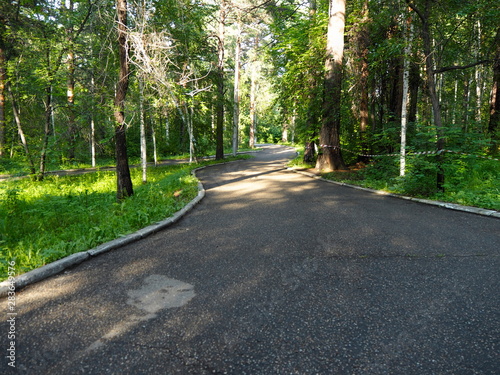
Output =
[
  {"x1": 1, "y1": 0, "x2": 499, "y2": 186},
  {"x1": 0, "y1": 1, "x2": 499, "y2": 275}
]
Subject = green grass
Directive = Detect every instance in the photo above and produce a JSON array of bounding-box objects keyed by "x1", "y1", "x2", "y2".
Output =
[
  {"x1": 289, "y1": 149, "x2": 500, "y2": 211},
  {"x1": 0, "y1": 155, "x2": 251, "y2": 280}
]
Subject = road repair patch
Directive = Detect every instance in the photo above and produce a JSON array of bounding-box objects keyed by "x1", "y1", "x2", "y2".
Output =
[{"x1": 127, "y1": 275, "x2": 196, "y2": 313}]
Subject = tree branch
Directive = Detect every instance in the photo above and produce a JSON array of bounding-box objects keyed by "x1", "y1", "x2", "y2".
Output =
[
  {"x1": 405, "y1": 0, "x2": 425, "y2": 23},
  {"x1": 434, "y1": 60, "x2": 492, "y2": 74}
]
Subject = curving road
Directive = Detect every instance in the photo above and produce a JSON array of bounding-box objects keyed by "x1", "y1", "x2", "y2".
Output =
[{"x1": 1, "y1": 145, "x2": 499, "y2": 374}]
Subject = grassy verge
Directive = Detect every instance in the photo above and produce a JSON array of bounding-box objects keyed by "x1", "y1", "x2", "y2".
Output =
[
  {"x1": 288, "y1": 149, "x2": 500, "y2": 211},
  {"x1": 0, "y1": 148, "x2": 261, "y2": 177},
  {"x1": 0, "y1": 155, "x2": 251, "y2": 280}
]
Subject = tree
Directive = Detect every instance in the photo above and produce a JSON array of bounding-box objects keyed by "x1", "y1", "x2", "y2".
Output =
[
  {"x1": 406, "y1": 0, "x2": 445, "y2": 190},
  {"x1": 489, "y1": 27, "x2": 500, "y2": 153},
  {"x1": 215, "y1": 0, "x2": 227, "y2": 160},
  {"x1": 114, "y1": 0, "x2": 134, "y2": 200},
  {"x1": 316, "y1": 0, "x2": 347, "y2": 171}
]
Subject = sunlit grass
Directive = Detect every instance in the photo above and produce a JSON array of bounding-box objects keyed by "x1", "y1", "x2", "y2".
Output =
[
  {"x1": 0, "y1": 155, "x2": 251, "y2": 280},
  {"x1": 289, "y1": 149, "x2": 500, "y2": 211}
]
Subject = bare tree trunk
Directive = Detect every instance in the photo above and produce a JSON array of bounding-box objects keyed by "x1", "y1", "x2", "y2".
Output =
[
  {"x1": 316, "y1": 0, "x2": 347, "y2": 172},
  {"x1": 38, "y1": 83, "x2": 52, "y2": 181},
  {"x1": 475, "y1": 20, "x2": 482, "y2": 124},
  {"x1": 139, "y1": 77, "x2": 147, "y2": 183},
  {"x1": 407, "y1": 0, "x2": 445, "y2": 190},
  {"x1": 66, "y1": 0, "x2": 77, "y2": 160},
  {"x1": 8, "y1": 85, "x2": 36, "y2": 175},
  {"x1": 249, "y1": 38, "x2": 259, "y2": 149},
  {"x1": 0, "y1": 48, "x2": 6, "y2": 158},
  {"x1": 232, "y1": 18, "x2": 241, "y2": 157},
  {"x1": 90, "y1": 75, "x2": 96, "y2": 167},
  {"x1": 249, "y1": 62, "x2": 257, "y2": 148},
  {"x1": 114, "y1": 0, "x2": 133, "y2": 200},
  {"x1": 358, "y1": 0, "x2": 369, "y2": 158},
  {"x1": 488, "y1": 27, "x2": 500, "y2": 153},
  {"x1": 152, "y1": 124, "x2": 157, "y2": 166},
  {"x1": 400, "y1": 14, "x2": 412, "y2": 177},
  {"x1": 303, "y1": 0, "x2": 318, "y2": 162},
  {"x1": 215, "y1": 0, "x2": 226, "y2": 160}
]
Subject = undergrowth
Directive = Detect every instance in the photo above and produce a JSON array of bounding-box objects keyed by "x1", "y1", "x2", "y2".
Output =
[
  {"x1": 0, "y1": 155, "x2": 250, "y2": 280},
  {"x1": 289, "y1": 149, "x2": 500, "y2": 211}
]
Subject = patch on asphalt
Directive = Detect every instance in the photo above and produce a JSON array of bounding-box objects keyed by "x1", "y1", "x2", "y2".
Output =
[
  {"x1": 83, "y1": 275, "x2": 195, "y2": 355},
  {"x1": 127, "y1": 274, "x2": 196, "y2": 313}
]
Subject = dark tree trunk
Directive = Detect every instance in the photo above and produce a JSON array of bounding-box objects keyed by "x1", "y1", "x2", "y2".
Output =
[
  {"x1": 215, "y1": 0, "x2": 226, "y2": 160},
  {"x1": 408, "y1": 61, "x2": 420, "y2": 124},
  {"x1": 316, "y1": 0, "x2": 347, "y2": 172},
  {"x1": 488, "y1": 27, "x2": 500, "y2": 153},
  {"x1": 38, "y1": 84, "x2": 52, "y2": 181},
  {"x1": 114, "y1": 0, "x2": 133, "y2": 200},
  {"x1": 0, "y1": 48, "x2": 5, "y2": 157},
  {"x1": 407, "y1": 0, "x2": 445, "y2": 190},
  {"x1": 357, "y1": 0, "x2": 370, "y2": 159},
  {"x1": 303, "y1": 141, "x2": 316, "y2": 163},
  {"x1": 66, "y1": 0, "x2": 77, "y2": 160}
]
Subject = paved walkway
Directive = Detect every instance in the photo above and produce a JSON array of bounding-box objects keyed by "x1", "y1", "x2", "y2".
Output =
[{"x1": 2, "y1": 145, "x2": 499, "y2": 374}]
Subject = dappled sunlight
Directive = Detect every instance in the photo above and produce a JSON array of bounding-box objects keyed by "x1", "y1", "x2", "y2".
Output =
[
  {"x1": 112, "y1": 258, "x2": 158, "y2": 284},
  {"x1": 18, "y1": 273, "x2": 85, "y2": 314}
]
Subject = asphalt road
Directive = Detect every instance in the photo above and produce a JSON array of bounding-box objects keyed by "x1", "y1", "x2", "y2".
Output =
[{"x1": 2, "y1": 145, "x2": 499, "y2": 374}]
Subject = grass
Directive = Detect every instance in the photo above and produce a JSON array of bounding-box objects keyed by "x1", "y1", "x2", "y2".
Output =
[
  {"x1": 288, "y1": 149, "x2": 500, "y2": 211},
  {"x1": 0, "y1": 155, "x2": 251, "y2": 280}
]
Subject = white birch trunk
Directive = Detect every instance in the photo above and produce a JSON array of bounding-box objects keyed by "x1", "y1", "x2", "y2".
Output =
[
  {"x1": 400, "y1": 15, "x2": 412, "y2": 177},
  {"x1": 232, "y1": 21, "x2": 241, "y2": 156},
  {"x1": 139, "y1": 78, "x2": 147, "y2": 183}
]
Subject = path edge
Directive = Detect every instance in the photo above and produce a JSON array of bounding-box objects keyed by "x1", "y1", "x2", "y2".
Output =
[
  {"x1": 287, "y1": 167, "x2": 500, "y2": 219},
  {"x1": 0, "y1": 161, "x2": 239, "y2": 298}
]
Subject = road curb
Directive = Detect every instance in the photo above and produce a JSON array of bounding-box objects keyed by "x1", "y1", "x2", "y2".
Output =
[
  {"x1": 0, "y1": 166, "x2": 212, "y2": 298},
  {"x1": 287, "y1": 167, "x2": 500, "y2": 219}
]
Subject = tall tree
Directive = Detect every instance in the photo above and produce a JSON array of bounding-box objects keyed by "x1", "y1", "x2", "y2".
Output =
[
  {"x1": 316, "y1": 0, "x2": 347, "y2": 171},
  {"x1": 114, "y1": 0, "x2": 134, "y2": 200},
  {"x1": 215, "y1": 0, "x2": 227, "y2": 160},
  {"x1": 489, "y1": 27, "x2": 500, "y2": 153},
  {"x1": 232, "y1": 16, "x2": 241, "y2": 156},
  {"x1": 0, "y1": 48, "x2": 5, "y2": 157},
  {"x1": 406, "y1": 0, "x2": 445, "y2": 190}
]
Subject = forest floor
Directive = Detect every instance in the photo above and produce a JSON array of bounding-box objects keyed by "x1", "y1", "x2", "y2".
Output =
[{"x1": 1, "y1": 144, "x2": 498, "y2": 374}]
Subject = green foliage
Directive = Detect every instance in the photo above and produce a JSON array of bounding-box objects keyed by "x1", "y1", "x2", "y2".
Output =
[
  {"x1": 318, "y1": 154, "x2": 500, "y2": 211},
  {"x1": 0, "y1": 160, "x2": 229, "y2": 280}
]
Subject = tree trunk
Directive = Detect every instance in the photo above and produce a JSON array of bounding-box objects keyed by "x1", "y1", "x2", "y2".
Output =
[
  {"x1": 38, "y1": 83, "x2": 52, "y2": 181},
  {"x1": 90, "y1": 75, "x2": 96, "y2": 167},
  {"x1": 488, "y1": 27, "x2": 500, "y2": 153},
  {"x1": 232, "y1": 19, "x2": 241, "y2": 157},
  {"x1": 408, "y1": 60, "x2": 419, "y2": 124},
  {"x1": 215, "y1": 0, "x2": 226, "y2": 160},
  {"x1": 8, "y1": 85, "x2": 36, "y2": 175},
  {"x1": 358, "y1": 0, "x2": 369, "y2": 158},
  {"x1": 66, "y1": 0, "x2": 77, "y2": 160},
  {"x1": 400, "y1": 14, "x2": 412, "y2": 177},
  {"x1": 249, "y1": 40, "x2": 259, "y2": 149},
  {"x1": 407, "y1": 0, "x2": 445, "y2": 190},
  {"x1": 139, "y1": 77, "x2": 147, "y2": 183},
  {"x1": 303, "y1": 141, "x2": 316, "y2": 163},
  {"x1": 0, "y1": 48, "x2": 6, "y2": 157},
  {"x1": 114, "y1": 0, "x2": 133, "y2": 200},
  {"x1": 316, "y1": 0, "x2": 347, "y2": 172}
]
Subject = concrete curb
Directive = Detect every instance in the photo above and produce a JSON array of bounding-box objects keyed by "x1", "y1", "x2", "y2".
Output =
[
  {"x1": 287, "y1": 167, "x2": 500, "y2": 219},
  {"x1": 0, "y1": 166, "x2": 210, "y2": 298}
]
